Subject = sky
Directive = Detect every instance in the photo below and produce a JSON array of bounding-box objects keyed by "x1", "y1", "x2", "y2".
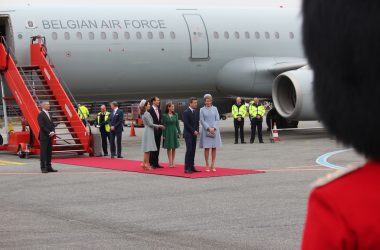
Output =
[{"x1": 7, "y1": 0, "x2": 301, "y2": 8}]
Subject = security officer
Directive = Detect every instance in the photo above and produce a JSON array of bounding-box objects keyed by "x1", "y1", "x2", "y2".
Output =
[
  {"x1": 77, "y1": 104, "x2": 89, "y2": 126},
  {"x1": 249, "y1": 97, "x2": 265, "y2": 143},
  {"x1": 95, "y1": 105, "x2": 110, "y2": 156},
  {"x1": 231, "y1": 97, "x2": 247, "y2": 144}
]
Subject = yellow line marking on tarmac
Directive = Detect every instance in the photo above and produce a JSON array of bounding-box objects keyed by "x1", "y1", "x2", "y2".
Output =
[{"x1": 0, "y1": 160, "x2": 26, "y2": 165}]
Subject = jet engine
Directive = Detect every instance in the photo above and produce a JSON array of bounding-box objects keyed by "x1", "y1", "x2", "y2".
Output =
[{"x1": 272, "y1": 69, "x2": 318, "y2": 120}]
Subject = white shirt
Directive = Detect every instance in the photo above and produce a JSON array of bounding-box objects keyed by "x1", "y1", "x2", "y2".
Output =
[
  {"x1": 43, "y1": 109, "x2": 50, "y2": 120},
  {"x1": 153, "y1": 105, "x2": 160, "y2": 119},
  {"x1": 113, "y1": 107, "x2": 118, "y2": 114},
  {"x1": 189, "y1": 107, "x2": 194, "y2": 113}
]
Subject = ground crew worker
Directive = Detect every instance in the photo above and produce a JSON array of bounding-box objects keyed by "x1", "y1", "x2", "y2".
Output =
[
  {"x1": 95, "y1": 105, "x2": 111, "y2": 156},
  {"x1": 232, "y1": 97, "x2": 247, "y2": 144},
  {"x1": 77, "y1": 104, "x2": 89, "y2": 126},
  {"x1": 249, "y1": 97, "x2": 265, "y2": 143}
]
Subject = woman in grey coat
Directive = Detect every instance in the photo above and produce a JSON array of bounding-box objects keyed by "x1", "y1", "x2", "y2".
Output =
[
  {"x1": 140, "y1": 100, "x2": 165, "y2": 170},
  {"x1": 199, "y1": 94, "x2": 222, "y2": 172}
]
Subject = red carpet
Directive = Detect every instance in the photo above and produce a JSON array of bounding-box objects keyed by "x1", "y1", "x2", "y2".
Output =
[{"x1": 52, "y1": 157, "x2": 264, "y2": 179}]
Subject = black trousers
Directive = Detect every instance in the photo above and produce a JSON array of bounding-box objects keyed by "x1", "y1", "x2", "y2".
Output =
[
  {"x1": 184, "y1": 135, "x2": 197, "y2": 172},
  {"x1": 100, "y1": 130, "x2": 110, "y2": 155},
  {"x1": 149, "y1": 131, "x2": 162, "y2": 167},
  {"x1": 110, "y1": 131, "x2": 122, "y2": 157},
  {"x1": 251, "y1": 118, "x2": 263, "y2": 142},
  {"x1": 40, "y1": 138, "x2": 53, "y2": 170},
  {"x1": 234, "y1": 118, "x2": 245, "y2": 142}
]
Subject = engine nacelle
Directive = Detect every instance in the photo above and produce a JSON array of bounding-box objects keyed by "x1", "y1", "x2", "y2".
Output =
[{"x1": 272, "y1": 69, "x2": 318, "y2": 120}]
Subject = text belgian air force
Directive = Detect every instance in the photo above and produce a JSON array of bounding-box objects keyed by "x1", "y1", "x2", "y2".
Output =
[{"x1": 41, "y1": 19, "x2": 167, "y2": 30}]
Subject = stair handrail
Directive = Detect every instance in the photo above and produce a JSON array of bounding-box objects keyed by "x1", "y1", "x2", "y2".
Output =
[
  {"x1": 1, "y1": 36, "x2": 43, "y2": 106},
  {"x1": 30, "y1": 36, "x2": 92, "y2": 134}
]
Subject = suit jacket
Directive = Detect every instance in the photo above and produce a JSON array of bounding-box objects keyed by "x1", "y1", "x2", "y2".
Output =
[
  {"x1": 149, "y1": 106, "x2": 162, "y2": 136},
  {"x1": 109, "y1": 108, "x2": 124, "y2": 133},
  {"x1": 182, "y1": 108, "x2": 199, "y2": 138},
  {"x1": 37, "y1": 111, "x2": 55, "y2": 141}
]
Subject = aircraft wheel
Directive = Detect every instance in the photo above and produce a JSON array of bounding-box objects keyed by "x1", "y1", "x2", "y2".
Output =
[{"x1": 17, "y1": 145, "x2": 26, "y2": 159}]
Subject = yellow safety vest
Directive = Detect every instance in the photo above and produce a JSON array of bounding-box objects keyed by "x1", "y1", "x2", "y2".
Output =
[
  {"x1": 78, "y1": 106, "x2": 89, "y2": 119},
  {"x1": 249, "y1": 103, "x2": 266, "y2": 118},
  {"x1": 97, "y1": 111, "x2": 110, "y2": 132},
  {"x1": 232, "y1": 104, "x2": 247, "y2": 119}
]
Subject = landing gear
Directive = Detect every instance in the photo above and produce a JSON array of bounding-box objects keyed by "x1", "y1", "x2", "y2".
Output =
[
  {"x1": 0, "y1": 134, "x2": 3, "y2": 145},
  {"x1": 17, "y1": 144, "x2": 30, "y2": 159},
  {"x1": 266, "y1": 108, "x2": 299, "y2": 130}
]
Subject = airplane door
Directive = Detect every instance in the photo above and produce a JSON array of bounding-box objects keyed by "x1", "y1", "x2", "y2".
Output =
[{"x1": 183, "y1": 14, "x2": 210, "y2": 60}]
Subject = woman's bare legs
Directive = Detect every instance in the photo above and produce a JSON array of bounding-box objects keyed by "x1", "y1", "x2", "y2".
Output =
[
  {"x1": 171, "y1": 149, "x2": 176, "y2": 167},
  {"x1": 204, "y1": 148, "x2": 210, "y2": 171},
  {"x1": 211, "y1": 148, "x2": 217, "y2": 172},
  {"x1": 167, "y1": 149, "x2": 173, "y2": 167},
  {"x1": 143, "y1": 152, "x2": 152, "y2": 170}
]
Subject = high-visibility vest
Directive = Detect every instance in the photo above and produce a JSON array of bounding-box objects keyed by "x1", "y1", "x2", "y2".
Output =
[
  {"x1": 232, "y1": 104, "x2": 247, "y2": 119},
  {"x1": 78, "y1": 106, "x2": 89, "y2": 119},
  {"x1": 97, "y1": 111, "x2": 110, "y2": 132},
  {"x1": 249, "y1": 103, "x2": 266, "y2": 118}
]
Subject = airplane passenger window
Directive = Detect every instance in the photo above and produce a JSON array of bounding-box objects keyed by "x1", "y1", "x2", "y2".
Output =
[
  {"x1": 224, "y1": 32, "x2": 230, "y2": 39},
  {"x1": 170, "y1": 31, "x2": 176, "y2": 39},
  {"x1": 112, "y1": 32, "x2": 119, "y2": 40},
  {"x1": 213, "y1": 32, "x2": 219, "y2": 39},
  {"x1": 245, "y1": 32, "x2": 250, "y2": 39},
  {"x1": 64, "y1": 32, "x2": 70, "y2": 40},
  {"x1": 124, "y1": 32, "x2": 130, "y2": 40},
  {"x1": 159, "y1": 32, "x2": 165, "y2": 39},
  {"x1": 265, "y1": 32, "x2": 270, "y2": 39},
  {"x1": 289, "y1": 32, "x2": 295, "y2": 39},
  {"x1": 148, "y1": 32, "x2": 153, "y2": 39},
  {"x1": 89, "y1": 32, "x2": 95, "y2": 40},
  {"x1": 101, "y1": 32, "x2": 107, "y2": 40},
  {"x1": 255, "y1": 32, "x2": 260, "y2": 39},
  {"x1": 52, "y1": 32, "x2": 58, "y2": 40},
  {"x1": 234, "y1": 32, "x2": 240, "y2": 39},
  {"x1": 76, "y1": 32, "x2": 83, "y2": 40},
  {"x1": 136, "y1": 32, "x2": 142, "y2": 39},
  {"x1": 275, "y1": 32, "x2": 280, "y2": 39}
]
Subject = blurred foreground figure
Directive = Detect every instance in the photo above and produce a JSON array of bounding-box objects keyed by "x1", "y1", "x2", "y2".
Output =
[{"x1": 302, "y1": 0, "x2": 380, "y2": 249}]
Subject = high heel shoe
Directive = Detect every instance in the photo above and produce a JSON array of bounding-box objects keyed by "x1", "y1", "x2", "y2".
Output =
[
  {"x1": 205, "y1": 166, "x2": 211, "y2": 172},
  {"x1": 211, "y1": 167, "x2": 216, "y2": 172}
]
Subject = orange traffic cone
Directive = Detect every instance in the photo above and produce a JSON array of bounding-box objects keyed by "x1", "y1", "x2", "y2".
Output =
[
  {"x1": 272, "y1": 122, "x2": 280, "y2": 142},
  {"x1": 130, "y1": 121, "x2": 136, "y2": 137}
]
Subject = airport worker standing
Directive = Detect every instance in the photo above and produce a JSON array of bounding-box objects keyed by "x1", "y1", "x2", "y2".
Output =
[
  {"x1": 182, "y1": 97, "x2": 201, "y2": 174},
  {"x1": 77, "y1": 104, "x2": 89, "y2": 126},
  {"x1": 249, "y1": 97, "x2": 265, "y2": 143},
  {"x1": 199, "y1": 94, "x2": 222, "y2": 172},
  {"x1": 37, "y1": 101, "x2": 57, "y2": 173},
  {"x1": 162, "y1": 103, "x2": 181, "y2": 168},
  {"x1": 109, "y1": 101, "x2": 124, "y2": 158},
  {"x1": 302, "y1": 0, "x2": 380, "y2": 249},
  {"x1": 232, "y1": 97, "x2": 247, "y2": 144},
  {"x1": 140, "y1": 99, "x2": 165, "y2": 170},
  {"x1": 148, "y1": 96, "x2": 164, "y2": 168},
  {"x1": 95, "y1": 104, "x2": 110, "y2": 156}
]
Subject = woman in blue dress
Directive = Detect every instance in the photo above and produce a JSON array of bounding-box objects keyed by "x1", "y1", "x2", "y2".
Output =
[
  {"x1": 199, "y1": 94, "x2": 222, "y2": 172},
  {"x1": 140, "y1": 99, "x2": 165, "y2": 170}
]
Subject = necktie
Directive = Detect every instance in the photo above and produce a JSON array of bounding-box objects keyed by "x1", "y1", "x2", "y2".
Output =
[{"x1": 155, "y1": 108, "x2": 159, "y2": 119}]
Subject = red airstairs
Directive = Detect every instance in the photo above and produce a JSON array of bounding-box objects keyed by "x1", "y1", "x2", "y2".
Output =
[{"x1": 0, "y1": 36, "x2": 93, "y2": 158}]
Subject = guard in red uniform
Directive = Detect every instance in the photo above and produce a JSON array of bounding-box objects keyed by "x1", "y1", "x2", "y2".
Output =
[{"x1": 301, "y1": 0, "x2": 380, "y2": 249}]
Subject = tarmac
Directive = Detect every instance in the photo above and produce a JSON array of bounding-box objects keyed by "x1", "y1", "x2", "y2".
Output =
[{"x1": 0, "y1": 118, "x2": 364, "y2": 249}]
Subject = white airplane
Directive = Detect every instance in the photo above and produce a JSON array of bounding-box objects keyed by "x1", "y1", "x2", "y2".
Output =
[{"x1": 0, "y1": 1, "x2": 316, "y2": 121}]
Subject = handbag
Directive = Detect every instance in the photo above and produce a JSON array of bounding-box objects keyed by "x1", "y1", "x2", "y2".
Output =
[{"x1": 206, "y1": 131, "x2": 216, "y2": 138}]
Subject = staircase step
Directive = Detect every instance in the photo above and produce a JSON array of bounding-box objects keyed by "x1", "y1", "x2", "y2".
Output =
[
  {"x1": 52, "y1": 149, "x2": 86, "y2": 154},
  {"x1": 53, "y1": 144, "x2": 83, "y2": 147},
  {"x1": 55, "y1": 138, "x2": 81, "y2": 142}
]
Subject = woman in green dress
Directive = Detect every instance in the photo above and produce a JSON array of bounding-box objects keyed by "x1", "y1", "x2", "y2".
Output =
[{"x1": 162, "y1": 103, "x2": 181, "y2": 168}]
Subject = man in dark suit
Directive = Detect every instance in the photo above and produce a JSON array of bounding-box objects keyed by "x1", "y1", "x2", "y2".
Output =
[
  {"x1": 109, "y1": 101, "x2": 124, "y2": 158},
  {"x1": 148, "y1": 96, "x2": 164, "y2": 168},
  {"x1": 37, "y1": 101, "x2": 57, "y2": 173},
  {"x1": 182, "y1": 97, "x2": 201, "y2": 174}
]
